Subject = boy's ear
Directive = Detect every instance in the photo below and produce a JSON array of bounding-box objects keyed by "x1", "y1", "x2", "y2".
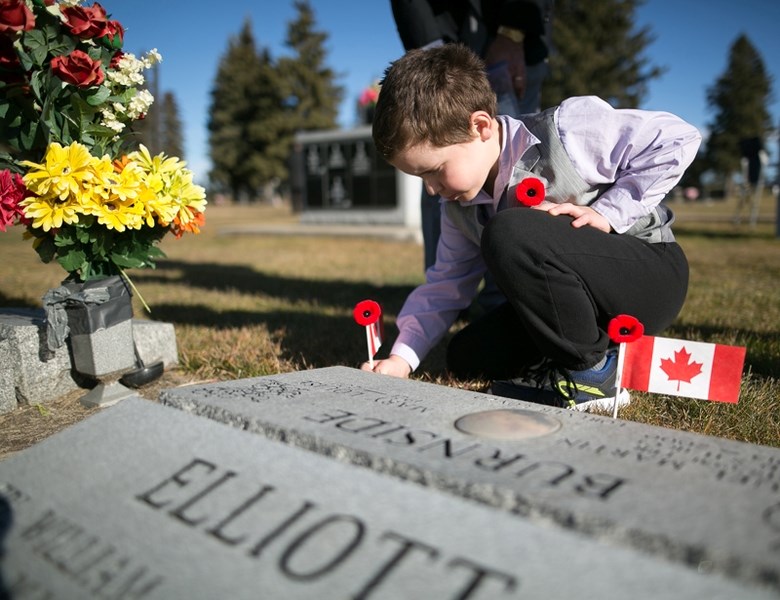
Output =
[{"x1": 470, "y1": 111, "x2": 494, "y2": 140}]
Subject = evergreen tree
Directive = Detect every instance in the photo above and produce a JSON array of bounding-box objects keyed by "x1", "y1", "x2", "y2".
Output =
[
  {"x1": 276, "y1": 0, "x2": 343, "y2": 133},
  {"x1": 207, "y1": 5, "x2": 341, "y2": 200},
  {"x1": 542, "y1": 0, "x2": 662, "y2": 108},
  {"x1": 160, "y1": 92, "x2": 184, "y2": 159},
  {"x1": 207, "y1": 19, "x2": 268, "y2": 201},
  {"x1": 252, "y1": 48, "x2": 290, "y2": 187},
  {"x1": 704, "y1": 34, "x2": 773, "y2": 179}
]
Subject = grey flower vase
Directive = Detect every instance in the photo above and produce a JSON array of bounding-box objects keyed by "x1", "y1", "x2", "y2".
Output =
[
  {"x1": 44, "y1": 275, "x2": 138, "y2": 408},
  {"x1": 65, "y1": 276, "x2": 135, "y2": 377}
]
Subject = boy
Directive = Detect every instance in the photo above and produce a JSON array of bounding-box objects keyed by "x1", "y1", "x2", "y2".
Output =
[{"x1": 363, "y1": 44, "x2": 701, "y2": 410}]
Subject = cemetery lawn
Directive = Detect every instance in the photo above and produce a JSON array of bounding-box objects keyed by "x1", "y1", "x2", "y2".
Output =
[{"x1": 1, "y1": 197, "x2": 778, "y2": 457}]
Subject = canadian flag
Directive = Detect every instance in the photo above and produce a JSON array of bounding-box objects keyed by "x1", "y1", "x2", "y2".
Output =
[{"x1": 621, "y1": 336, "x2": 746, "y2": 403}]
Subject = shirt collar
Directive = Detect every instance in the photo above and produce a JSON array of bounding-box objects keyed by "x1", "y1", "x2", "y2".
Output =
[{"x1": 464, "y1": 115, "x2": 540, "y2": 207}]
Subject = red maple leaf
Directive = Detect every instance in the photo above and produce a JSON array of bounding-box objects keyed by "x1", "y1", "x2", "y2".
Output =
[{"x1": 659, "y1": 346, "x2": 703, "y2": 391}]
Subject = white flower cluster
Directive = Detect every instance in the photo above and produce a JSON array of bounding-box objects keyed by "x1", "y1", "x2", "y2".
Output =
[
  {"x1": 106, "y1": 49, "x2": 161, "y2": 88},
  {"x1": 23, "y1": 0, "x2": 82, "y2": 9},
  {"x1": 100, "y1": 50, "x2": 162, "y2": 136}
]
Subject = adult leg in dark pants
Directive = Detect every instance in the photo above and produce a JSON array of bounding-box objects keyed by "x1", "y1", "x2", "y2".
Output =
[{"x1": 447, "y1": 209, "x2": 688, "y2": 381}]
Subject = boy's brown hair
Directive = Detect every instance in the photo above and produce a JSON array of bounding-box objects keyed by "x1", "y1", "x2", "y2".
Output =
[{"x1": 372, "y1": 44, "x2": 497, "y2": 161}]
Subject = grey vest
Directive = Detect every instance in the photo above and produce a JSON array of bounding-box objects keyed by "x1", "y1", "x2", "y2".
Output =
[{"x1": 445, "y1": 106, "x2": 676, "y2": 245}]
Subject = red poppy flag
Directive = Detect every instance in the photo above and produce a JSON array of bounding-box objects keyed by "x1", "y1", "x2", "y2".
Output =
[
  {"x1": 366, "y1": 321, "x2": 383, "y2": 357},
  {"x1": 621, "y1": 336, "x2": 746, "y2": 403},
  {"x1": 353, "y1": 300, "x2": 384, "y2": 363}
]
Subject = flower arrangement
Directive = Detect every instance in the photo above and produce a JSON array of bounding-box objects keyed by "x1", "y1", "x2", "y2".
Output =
[
  {"x1": 357, "y1": 79, "x2": 380, "y2": 125},
  {"x1": 0, "y1": 0, "x2": 206, "y2": 289},
  {"x1": 358, "y1": 80, "x2": 380, "y2": 108}
]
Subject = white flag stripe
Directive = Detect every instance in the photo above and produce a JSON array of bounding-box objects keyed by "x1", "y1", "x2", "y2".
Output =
[{"x1": 647, "y1": 338, "x2": 715, "y2": 399}]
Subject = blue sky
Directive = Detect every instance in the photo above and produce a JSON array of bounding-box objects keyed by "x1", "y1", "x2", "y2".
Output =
[{"x1": 118, "y1": 1, "x2": 780, "y2": 184}]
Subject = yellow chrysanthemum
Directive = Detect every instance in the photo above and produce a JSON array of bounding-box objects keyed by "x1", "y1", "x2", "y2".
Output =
[
  {"x1": 134, "y1": 185, "x2": 170, "y2": 227},
  {"x1": 19, "y1": 194, "x2": 81, "y2": 232},
  {"x1": 90, "y1": 194, "x2": 144, "y2": 232},
  {"x1": 165, "y1": 171, "x2": 207, "y2": 226},
  {"x1": 129, "y1": 144, "x2": 183, "y2": 176},
  {"x1": 21, "y1": 141, "x2": 97, "y2": 202},
  {"x1": 127, "y1": 144, "x2": 206, "y2": 227},
  {"x1": 81, "y1": 158, "x2": 146, "y2": 232}
]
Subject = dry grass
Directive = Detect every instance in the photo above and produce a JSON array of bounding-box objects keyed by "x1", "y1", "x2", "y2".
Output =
[{"x1": 1, "y1": 194, "x2": 778, "y2": 456}]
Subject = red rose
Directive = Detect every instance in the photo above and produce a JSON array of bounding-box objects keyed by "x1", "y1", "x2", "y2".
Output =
[
  {"x1": 99, "y1": 19, "x2": 124, "y2": 50},
  {"x1": 0, "y1": 0, "x2": 35, "y2": 34},
  {"x1": 515, "y1": 177, "x2": 545, "y2": 206},
  {"x1": 0, "y1": 169, "x2": 28, "y2": 231},
  {"x1": 51, "y1": 50, "x2": 105, "y2": 87},
  {"x1": 61, "y1": 2, "x2": 109, "y2": 39},
  {"x1": 607, "y1": 314, "x2": 644, "y2": 344},
  {"x1": 109, "y1": 50, "x2": 124, "y2": 69}
]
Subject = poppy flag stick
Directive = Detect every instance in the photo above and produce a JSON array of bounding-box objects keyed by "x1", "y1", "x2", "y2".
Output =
[
  {"x1": 607, "y1": 314, "x2": 645, "y2": 419},
  {"x1": 612, "y1": 348, "x2": 626, "y2": 419},
  {"x1": 353, "y1": 300, "x2": 383, "y2": 369}
]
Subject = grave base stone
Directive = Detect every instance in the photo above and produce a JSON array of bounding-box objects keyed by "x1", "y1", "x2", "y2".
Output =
[
  {"x1": 0, "y1": 397, "x2": 774, "y2": 599},
  {"x1": 159, "y1": 366, "x2": 780, "y2": 594},
  {"x1": 0, "y1": 308, "x2": 179, "y2": 414},
  {"x1": 0, "y1": 309, "x2": 78, "y2": 413}
]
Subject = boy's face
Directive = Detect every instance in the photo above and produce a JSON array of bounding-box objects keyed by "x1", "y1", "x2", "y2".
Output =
[{"x1": 389, "y1": 114, "x2": 499, "y2": 203}]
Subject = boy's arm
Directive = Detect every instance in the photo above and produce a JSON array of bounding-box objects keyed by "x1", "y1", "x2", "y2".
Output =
[
  {"x1": 389, "y1": 214, "x2": 486, "y2": 372},
  {"x1": 556, "y1": 96, "x2": 702, "y2": 234}
]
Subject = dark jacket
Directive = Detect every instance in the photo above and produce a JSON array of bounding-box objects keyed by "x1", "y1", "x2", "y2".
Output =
[{"x1": 390, "y1": 0, "x2": 552, "y2": 65}]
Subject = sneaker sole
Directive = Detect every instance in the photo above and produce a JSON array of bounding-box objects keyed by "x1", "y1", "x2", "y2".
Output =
[
  {"x1": 570, "y1": 388, "x2": 631, "y2": 412},
  {"x1": 489, "y1": 382, "x2": 631, "y2": 412}
]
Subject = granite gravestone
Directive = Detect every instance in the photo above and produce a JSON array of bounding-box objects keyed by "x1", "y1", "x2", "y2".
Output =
[
  {"x1": 0, "y1": 397, "x2": 774, "y2": 599},
  {"x1": 159, "y1": 366, "x2": 780, "y2": 593}
]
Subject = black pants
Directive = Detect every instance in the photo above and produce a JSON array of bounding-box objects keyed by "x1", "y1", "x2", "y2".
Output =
[{"x1": 446, "y1": 209, "x2": 689, "y2": 380}]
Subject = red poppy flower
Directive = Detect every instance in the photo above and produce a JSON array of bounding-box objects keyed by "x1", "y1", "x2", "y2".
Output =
[
  {"x1": 353, "y1": 300, "x2": 381, "y2": 326},
  {"x1": 515, "y1": 177, "x2": 545, "y2": 206},
  {"x1": 608, "y1": 314, "x2": 644, "y2": 344}
]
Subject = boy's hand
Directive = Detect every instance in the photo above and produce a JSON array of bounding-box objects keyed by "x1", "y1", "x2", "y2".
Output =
[
  {"x1": 533, "y1": 202, "x2": 613, "y2": 233},
  {"x1": 360, "y1": 355, "x2": 412, "y2": 378}
]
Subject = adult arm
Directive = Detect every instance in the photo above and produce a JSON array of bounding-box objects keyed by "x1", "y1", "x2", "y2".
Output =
[{"x1": 391, "y1": 0, "x2": 448, "y2": 50}]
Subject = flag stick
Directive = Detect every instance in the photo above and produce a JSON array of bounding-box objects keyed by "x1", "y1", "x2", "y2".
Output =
[
  {"x1": 612, "y1": 342, "x2": 626, "y2": 419},
  {"x1": 365, "y1": 325, "x2": 374, "y2": 369}
]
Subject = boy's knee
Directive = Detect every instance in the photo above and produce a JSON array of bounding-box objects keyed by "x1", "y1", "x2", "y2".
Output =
[
  {"x1": 483, "y1": 209, "x2": 544, "y2": 249},
  {"x1": 482, "y1": 210, "x2": 542, "y2": 270},
  {"x1": 484, "y1": 209, "x2": 571, "y2": 261}
]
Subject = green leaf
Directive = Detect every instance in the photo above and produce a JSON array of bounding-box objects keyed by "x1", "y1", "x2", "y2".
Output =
[
  {"x1": 16, "y1": 47, "x2": 35, "y2": 72},
  {"x1": 110, "y1": 253, "x2": 146, "y2": 269},
  {"x1": 86, "y1": 86, "x2": 111, "y2": 107},
  {"x1": 19, "y1": 121, "x2": 38, "y2": 151},
  {"x1": 31, "y1": 44, "x2": 49, "y2": 67},
  {"x1": 57, "y1": 248, "x2": 87, "y2": 273},
  {"x1": 23, "y1": 28, "x2": 47, "y2": 50},
  {"x1": 29, "y1": 70, "x2": 45, "y2": 103},
  {"x1": 34, "y1": 236, "x2": 57, "y2": 263}
]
